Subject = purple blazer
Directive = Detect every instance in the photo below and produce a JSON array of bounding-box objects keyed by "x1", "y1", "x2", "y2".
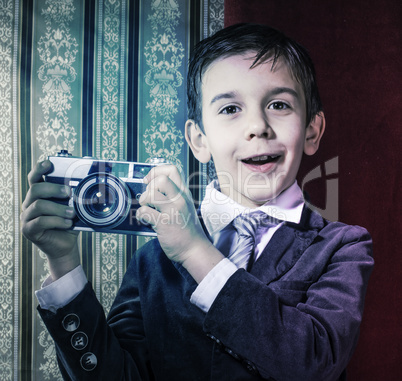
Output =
[{"x1": 38, "y1": 207, "x2": 374, "y2": 380}]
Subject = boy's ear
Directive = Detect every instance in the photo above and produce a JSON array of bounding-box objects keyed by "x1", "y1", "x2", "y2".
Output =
[
  {"x1": 185, "y1": 119, "x2": 212, "y2": 163},
  {"x1": 304, "y1": 111, "x2": 326, "y2": 156}
]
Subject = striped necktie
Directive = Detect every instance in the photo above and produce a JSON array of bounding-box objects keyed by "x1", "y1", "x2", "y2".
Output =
[{"x1": 228, "y1": 211, "x2": 270, "y2": 269}]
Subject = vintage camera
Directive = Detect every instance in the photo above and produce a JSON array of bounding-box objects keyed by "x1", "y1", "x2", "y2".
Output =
[{"x1": 45, "y1": 150, "x2": 167, "y2": 236}]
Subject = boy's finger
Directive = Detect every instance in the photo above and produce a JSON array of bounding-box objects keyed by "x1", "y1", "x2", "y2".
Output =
[
  {"x1": 138, "y1": 185, "x2": 167, "y2": 210},
  {"x1": 139, "y1": 175, "x2": 185, "y2": 210},
  {"x1": 22, "y1": 215, "x2": 73, "y2": 242},
  {"x1": 144, "y1": 164, "x2": 188, "y2": 195},
  {"x1": 136, "y1": 205, "x2": 160, "y2": 227},
  {"x1": 28, "y1": 160, "x2": 53, "y2": 186},
  {"x1": 22, "y1": 199, "x2": 75, "y2": 223},
  {"x1": 22, "y1": 182, "x2": 70, "y2": 211}
]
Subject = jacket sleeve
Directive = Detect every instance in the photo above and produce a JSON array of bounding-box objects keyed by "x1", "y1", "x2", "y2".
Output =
[
  {"x1": 37, "y1": 260, "x2": 153, "y2": 380},
  {"x1": 202, "y1": 224, "x2": 374, "y2": 381}
]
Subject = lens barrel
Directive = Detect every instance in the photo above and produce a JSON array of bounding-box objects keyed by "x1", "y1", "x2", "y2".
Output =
[{"x1": 73, "y1": 173, "x2": 131, "y2": 229}]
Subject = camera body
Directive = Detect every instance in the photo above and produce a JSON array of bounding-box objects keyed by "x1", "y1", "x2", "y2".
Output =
[{"x1": 45, "y1": 150, "x2": 167, "y2": 236}]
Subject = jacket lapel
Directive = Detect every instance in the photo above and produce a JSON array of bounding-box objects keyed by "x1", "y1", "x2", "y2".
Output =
[{"x1": 249, "y1": 207, "x2": 325, "y2": 284}]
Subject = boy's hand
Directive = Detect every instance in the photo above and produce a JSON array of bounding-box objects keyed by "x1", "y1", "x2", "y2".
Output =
[
  {"x1": 21, "y1": 160, "x2": 80, "y2": 280},
  {"x1": 136, "y1": 165, "x2": 224, "y2": 283}
]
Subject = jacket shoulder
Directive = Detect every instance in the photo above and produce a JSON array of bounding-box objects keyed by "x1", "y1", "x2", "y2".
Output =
[
  {"x1": 305, "y1": 207, "x2": 372, "y2": 239},
  {"x1": 304, "y1": 208, "x2": 373, "y2": 262}
]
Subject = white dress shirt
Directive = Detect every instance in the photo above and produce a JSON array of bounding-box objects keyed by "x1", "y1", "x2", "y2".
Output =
[
  {"x1": 36, "y1": 181, "x2": 304, "y2": 314},
  {"x1": 190, "y1": 180, "x2": 304, "y2": 312}
]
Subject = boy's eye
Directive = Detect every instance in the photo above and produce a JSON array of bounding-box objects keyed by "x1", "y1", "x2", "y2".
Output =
[
  {"x1": 269, "y1": 102, "x2": 289, "y2": 110},
  {"x1": 220, "y1": 105, "x2": 240, "y2": 114}
]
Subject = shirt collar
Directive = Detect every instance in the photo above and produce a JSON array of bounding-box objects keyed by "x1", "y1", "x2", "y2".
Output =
[{"x1": 200, "y1": 180, "x2": 305, "y2": 236}]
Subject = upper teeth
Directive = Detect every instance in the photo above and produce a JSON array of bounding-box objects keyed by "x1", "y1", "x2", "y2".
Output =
[
  {"x1": 251, "y1": 156, "x2": 267, "y2": 161},
  {"x1": 250, "y1": 155, "x2": 277, "y2": 162}
]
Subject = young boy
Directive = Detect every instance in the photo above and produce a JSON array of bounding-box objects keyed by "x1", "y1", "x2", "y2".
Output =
[{"x1": 21, "y1": 23, "x2": 373, "y2": 380}]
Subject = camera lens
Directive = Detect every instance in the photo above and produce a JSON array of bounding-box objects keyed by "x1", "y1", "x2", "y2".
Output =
[
  {"x1": 73, "y1": 173, "x2": 131, "y2": 229},
  {"x1": 89, "y1": 186, "x2": 117, "y2": 215}
]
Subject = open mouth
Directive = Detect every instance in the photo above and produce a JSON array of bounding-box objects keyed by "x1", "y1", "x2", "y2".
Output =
[{"x1": 241, "y1": 155, "x2": 281, "y2": 165}]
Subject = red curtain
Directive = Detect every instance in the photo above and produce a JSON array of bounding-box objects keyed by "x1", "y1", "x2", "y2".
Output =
[{"x1": 224, "y1": 0, "x2": 402, "y2": 379}]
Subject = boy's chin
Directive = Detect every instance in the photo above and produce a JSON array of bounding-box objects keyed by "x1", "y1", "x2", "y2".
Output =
[
  {"x1": 237, "y1": 183, "x2": 292, "y2": 207},
  {"x1": 217, "y1": 174, "x2": 295, "y2": 207},
  {"x1": 236, "y1": 190, "x2": 280, "y2": 208}
]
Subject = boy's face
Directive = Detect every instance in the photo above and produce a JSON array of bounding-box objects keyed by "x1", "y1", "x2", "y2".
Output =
[{"x1": 187, "y1": 53, "x2": 324, "y2": 208}]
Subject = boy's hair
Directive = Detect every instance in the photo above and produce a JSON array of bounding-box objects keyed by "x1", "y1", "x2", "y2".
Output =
[{"x1": 187, "y1": 23, "x2": 323, "y2": 130}]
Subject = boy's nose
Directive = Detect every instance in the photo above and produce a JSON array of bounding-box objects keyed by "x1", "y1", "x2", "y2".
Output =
[{"x1": 244, "y1": 111, "x2": 273, "y2": 140}]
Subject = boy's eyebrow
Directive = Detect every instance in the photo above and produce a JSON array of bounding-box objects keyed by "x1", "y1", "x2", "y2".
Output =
[
  {"x1": 209, "y1": 87, "x2": 300, "y2": 106},
  {"x1": 269, "y1": 87, "x2": 300, "y2": 99},
  {"x1": 209, "y1": 91, "x2": 237, "y2": 106}
]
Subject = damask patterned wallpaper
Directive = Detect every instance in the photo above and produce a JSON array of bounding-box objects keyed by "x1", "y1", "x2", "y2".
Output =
[{"x1": 0, "y1": 0, "x2": 223, "y2": 379}]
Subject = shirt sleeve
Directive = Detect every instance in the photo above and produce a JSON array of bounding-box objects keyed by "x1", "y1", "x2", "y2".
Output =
[
  {"x1": 35, "y1": 265, "x2": 88, "y2": 312},
  {"x1": 190, "y1": 258, "x2": 238, "y2": 313}
]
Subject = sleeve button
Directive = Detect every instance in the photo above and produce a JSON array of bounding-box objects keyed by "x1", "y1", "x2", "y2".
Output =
[
  {"x1": 71, "y1": 332, "x2": 88, "y2": 351},
  {"x1": 62, "y1": 314, "x2": 80, "y2": 332},
  {"x1": 80, "y1": 352, "x2": 97, "y2": 371}
]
